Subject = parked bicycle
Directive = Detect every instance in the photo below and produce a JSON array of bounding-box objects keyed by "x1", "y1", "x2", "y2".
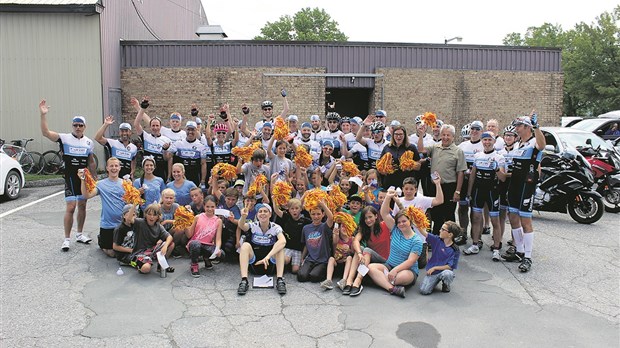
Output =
[
  {"x1": 0, "y1": 138, "x2": 43, "y2": 174},
  {"x1": 41, "y1": 148, "x2": 99, "y2": 175}
]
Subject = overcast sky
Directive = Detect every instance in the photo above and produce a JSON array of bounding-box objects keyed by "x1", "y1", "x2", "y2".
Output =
[{"x1": 200, "y1": 0, "x2": 618, "y2": 45}]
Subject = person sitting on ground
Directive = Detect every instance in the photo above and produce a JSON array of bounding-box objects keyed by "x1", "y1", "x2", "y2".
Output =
[
  {"x1": 113, "y1": 204, "x2": 137, "y2": 265},
  {"x1": 187, "y1": 187, "x2": 205, "y2": 215},
  {"x1": 237, "y1": 203, "x2": 287, "y2": 295},
  {"x1": 186, "y1": 195, "x2": 223, "y2": 277},
  {"x1": 365, "y1": 188, "x2": 423, "y2": 298},
  {"x1": 211, "y1": 177, "x2": 241, "y2": 261},
  {"x1": 272, "y1": 192, "x2": 310, "y2": 274},
  {"x1": 321, "y1": 220, "x2": 354, "y2": 290},
  {"x1": 297, "y1": 201, "x2": 334, "y2": 283},
  {"x1": 418, "y1": 221, "x2": 461, "y2": 295},
  {"x1": 121, "y1": 203, "x2": 175, "y2": 274}
]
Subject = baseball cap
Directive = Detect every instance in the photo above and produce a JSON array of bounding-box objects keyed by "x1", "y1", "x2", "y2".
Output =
[
  {"x1": 349, "y1": 194, "x2": 364, "y2": 202},
  {"x1": 470, "y1": 120, "x2": 484, "y2": 129},
  {"x1": 480, "y1": 131, "x2": 494, "y2": 139},
  {"x1": 234, "y1": 179, "x2": 245, "y2": 187},
  {"x1": 322, "y1": 140, "x2": 334, "y2": 148},
  {"x1": 513, "y1": 116, "x2": 532, "y2": 127},
  {"x1": 72, "y1": 116, "x2": 86, "y2": 124},
  {"x1": 255, "y1": 203, "x2": 272, "y2": 213},
  {"x1": 390, "y1": 120, "x2": 401, "y2": 127},
  {"x1": 119, "y1": 122, "x2": 132, "y2": 131},
  {"x1": 310, "y1": 115, "x2": 321, "y2": 122},
  {"x1": 195, "y1": 117, "x2": 202, "y2": 125},
  {"x1": 287, "y1": 115, "x2": 299, "y2": 122},
  {"x1": 263, "y1": 122, "x2": 273, "y2": 129},
  {"x1": 375, "y1": 110, "x2": 387, "y2": 117},
  {"x1": 170, "y1": 113, "x2": 182, "y2": 121},
  {"x1": 186, "y1": 121, "x2": 197, "y2": 129},
  {"x1": 301, "y1": 122, "x2": 311, "y2": 129},
  {"x1": 352, "y1": 117, "x2": 363, "y2": 125}
]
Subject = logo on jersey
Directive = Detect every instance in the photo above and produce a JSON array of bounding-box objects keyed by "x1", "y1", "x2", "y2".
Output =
[
  {"x1": 68, "y1": 146, "x2": 88, "y2": 155},
  {"x1": 180, "y1": 150, "x2": 199, "y2": 158},
  {"x1": 145, "y1": 143, "x2": 161, "y2": 152},
  {"x1": 114, "y1": 150, "x2": 132, "y2": 159}
]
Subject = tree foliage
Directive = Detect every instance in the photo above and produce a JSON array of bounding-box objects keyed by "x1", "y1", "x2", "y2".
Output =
[
  {"x1": 503, "y1": 6, "x2": 620, "y2": 116},
  {"x1": 254, "y1": 7, "x2": 348, "y2": 42}
]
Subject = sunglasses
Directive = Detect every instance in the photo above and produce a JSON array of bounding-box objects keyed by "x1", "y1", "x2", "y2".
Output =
[
  {"x1": 216, "y1": 131, "x2": 227, "y2": 135},
  {"x1": 73, "y1": 124, "x2": 84, "y2": 128},
  {"x1": 263, "y1": 108, "x2": 272, "y2": 111},
  {"x1": 470, "y1": 127, "x2": 482, "y2": 131},
  {"x1": 328, "y1": 120, "x2": 339, "y2": 123},
  {"x1": 323, "y1": 147, "x2": 333, "y2": 150}
]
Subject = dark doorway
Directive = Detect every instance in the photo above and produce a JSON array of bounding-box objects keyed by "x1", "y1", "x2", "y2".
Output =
[{"x1": 325, "y1": 88, "x2": 372, "y2": 118}]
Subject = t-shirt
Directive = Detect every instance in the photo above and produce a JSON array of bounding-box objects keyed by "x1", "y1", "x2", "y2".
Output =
[
  {"x1": 269, "y1": 156, "x2": 294, "y2": 178},
  {"x1": 133, "y1": 176, "x2": 166, "y2": 211},
  {"x1": 342, "y1": 209, "x2": 362, "y2": 225},
  {"x1": 392, "y1": 196, "x2": 434, "y2": 217},
  {"x1": 166, "y1": 180, "x2": 197, "y2": 206},
  {"x1": 425, "y1": 233, "x2": 460, "y2": 274},
  {"x1": 240, "y1": 162, "x2": 270, "y2": 198},
  {"x1": 280, "y1": 211, "x2": 311, "y2": 251},
  {"x1": 217, "y1": 196, "x2": 241, "y2": 232},
  {"x1": 301, "y1": 222, "x2": 332, "y2": 264},
  {"x1": 95, "y1": 178, "x2": 125, "y2": 229},
  {"x1": 132, "y1": 218, "x2": 171, "y2": 251},
  {"x1": 385, "y1": 226, "x2": 424, "y2": 275},
  {"x1": 161, "y1": 126, "x2": 186, "y2": 143},
  {"x1": 161, "y1": 203, "x2": 179, "y2": 231},
  {"x1": 113, "y1": 222, "x2": 135, "y2": 250}
]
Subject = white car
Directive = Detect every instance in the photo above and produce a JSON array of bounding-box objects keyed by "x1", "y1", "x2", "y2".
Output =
[{"x1": 1, "y1": 151, "x2": 25, "y2": 200}]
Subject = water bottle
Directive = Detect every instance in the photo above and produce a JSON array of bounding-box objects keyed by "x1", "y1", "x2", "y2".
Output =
[
  {"x1": 160, "y1": 266, "x2": 167, "y2": 278},
  {"x1": 116, "y1": 267, "x2": 124, "y2": 276}
]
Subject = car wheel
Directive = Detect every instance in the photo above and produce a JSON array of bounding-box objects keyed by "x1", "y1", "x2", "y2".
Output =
[{"x1": 4, "y1": 170, "x2": 22, "y2": 200}]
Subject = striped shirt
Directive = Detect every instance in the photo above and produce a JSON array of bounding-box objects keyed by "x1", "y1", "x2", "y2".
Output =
[{"x1": 386, "y1": 226, "x2": 423, "y2": 275}]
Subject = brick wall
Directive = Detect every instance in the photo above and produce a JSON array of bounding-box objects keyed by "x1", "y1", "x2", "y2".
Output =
[
  {"x1": 374, "y1": 68, "x2": 564, "y2": 133},
  {"x1": 121, "y1": 67, "x2": 326, "y2": 126}
]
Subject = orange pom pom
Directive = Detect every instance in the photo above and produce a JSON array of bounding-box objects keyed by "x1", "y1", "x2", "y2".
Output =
[
  {"x1": 303, "y1": 188, "x2": 330, "y2": 212},
  {"x1": 334, "y1": 212, "x2": 357, "y2": 237},
  {"x1": 377, "y1": 152, "x2": 395, "y2": 175},
  {"x1": 294, "y1": 145, "x2": 313, "y2": 168},
  {"x1": 247, "y1": 174, "x2": 268, "y2": 197},
  {"x1": 272, "y1": 180, "x2": 294, "y2": 207},
  {"x1": 341, "y1": 161, "x2": 360, "y2": 177},
  {"x1": 122, "y1": 180, "x2": 145, "y2": 205},
  {"x1": 172, "y1": 205, "x2": 195, "y2": 230},
  {"x1": 232, "y1": 141, "x2": 262, "y2": 163},
  {"x1": 399, "y1": 150, "x2": 417, "y2": 171},
  {"x1": 211, "y1": 163, "x2": 238, "y2": 181},
  {"x1": 422, "y1": 112, "x2": 437, "y2": 129},
  {"x1": 84, "y1": 171, "x2": 97, "y2": 193},
  {"x1": 273, "y1": 116, "x2": 290, "y2": 141},
  {"x1": 404, "y1": 206, "x2": 430, "y2": 231},
  {"x1": 331, "y1": 185, "x2": 348, "y2": 208}
]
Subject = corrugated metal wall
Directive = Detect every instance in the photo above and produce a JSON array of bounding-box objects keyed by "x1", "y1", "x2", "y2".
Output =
[
  {"x1": 100, "y1": 0, "x2": 206, "y2": 132},
  {"x1": 0, "y1": 12, "x2": 102, "y2": 153},
  {"x1": 121, "y1": 41, "x2": 562, "y2": 88}
]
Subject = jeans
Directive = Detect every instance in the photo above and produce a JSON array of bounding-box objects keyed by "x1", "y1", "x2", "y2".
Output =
[{"x1": 419, "y1": 270, "x2": 455, "y2": 295}]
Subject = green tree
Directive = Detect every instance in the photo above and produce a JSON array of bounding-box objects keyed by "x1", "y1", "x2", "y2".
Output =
[
  {"x1": 254, "y1": 7, "x2": 348, "y2": 41},
  {"x1": 503, "y1": 6, "x2": 620, "y2": 116}
]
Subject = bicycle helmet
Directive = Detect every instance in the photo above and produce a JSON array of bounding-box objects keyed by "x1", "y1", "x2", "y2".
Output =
[
  {"x1": 370, "y1": 121, "x2": 386, "y2": 132},
  {"x1": 213, "y1": 123, "x2": 228, "y2": 133},
  {"x1": 503, "y1": 125, "x2": 517, "y2": 135},
  {"x1": 340, "y1": 116, "x2": 351, "y2": 124},
  {"x1": 375, "y1": 110, "x2": 387, "y2": 117},
  {"x1": 414, "y1": 115, "x2": 423, "y2": 124},
  {"x1": 461, "y1": 123, "x2": 471, "y2": 139},
  {"x1": 326, "y1": 112, "x2": 341, "y2": 122},
  {"x1": 261, "y1": 100, "x2": 273, "y2": 109},
  {"x1": 436, "y1": 119, "x2": 444, "y2": 127}
]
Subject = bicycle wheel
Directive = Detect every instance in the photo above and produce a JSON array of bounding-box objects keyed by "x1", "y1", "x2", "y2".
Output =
[
  {"x1": 41, "y1": 150, "x2": 63, "y2": 175},
  {"x1": 19, "y1": 152, "x2": 35, "y2": 174},
  {"x1": 29, "y1": 151, "x2": 43, "y2": 175}
]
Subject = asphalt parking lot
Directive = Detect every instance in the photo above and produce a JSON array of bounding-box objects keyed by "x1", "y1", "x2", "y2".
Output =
[{"x1": 1, "y1": 185, "x2": 618, "y2": 347}]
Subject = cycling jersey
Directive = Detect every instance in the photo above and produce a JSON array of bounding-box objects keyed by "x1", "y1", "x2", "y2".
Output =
[
  {"x1": 458, "y1": 139, "x2": 484, "y2": 203},
  {"x1": 140, "y1": 130, "x2": 171, "y2": 179},
  {"x1": 161, "y1": 127, "x2": 186, "y2": 143},
  {"x1": 168, "y1": 138, "x2": 208, "y2": 186},
  {"x1": 210, "y1": 141, "x2": 234, "y2": 165},
  {"x1": 104, "y1": 139, "x2": 137, "y2": 177},
  {"x1": 293, "y1": 137, "x2": 321, "y2": 156},
  {"x1": 365, "y1": 138, "x2": 388, "y2": 169},
  {"x1": 506, "y1": 136, "x2": 542, "y2": 216},
  {"x1": 57, "y1": 133, "x2": 94, "y2": 198}
]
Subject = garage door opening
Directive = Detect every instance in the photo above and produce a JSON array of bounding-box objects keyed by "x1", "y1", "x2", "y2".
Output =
[{"x1": 325, "y1": 88, "x2": 373, "y2": 118}]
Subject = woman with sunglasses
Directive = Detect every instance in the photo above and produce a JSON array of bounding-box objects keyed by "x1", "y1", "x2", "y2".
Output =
[
  {"x1": 205, "y1": 113, "x2": 239, "y2": 167},
  {"x1": 356, "y1": 116, "x2": 388, "y2": 171}
]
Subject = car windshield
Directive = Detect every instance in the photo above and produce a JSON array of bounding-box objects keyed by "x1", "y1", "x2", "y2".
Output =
[
  {"x1": 570, "y1": 119, "x2": 608, "y2": 131},
  {"x1": 557, "y1": 131, "x2": 613, "y2": 151}
]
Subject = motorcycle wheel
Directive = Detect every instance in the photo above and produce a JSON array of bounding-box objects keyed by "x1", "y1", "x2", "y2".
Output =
[
  {"x1": 599, "y1": 186, "x2": 620, "y2": 213},
  {"x1": 568, "y1": 193, "x2": 604, "y2": 224}
]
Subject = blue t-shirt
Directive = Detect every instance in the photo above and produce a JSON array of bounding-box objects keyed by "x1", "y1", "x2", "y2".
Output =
[
  {"x1": 301, "y1": 222, "x2": 332, "y2": 264},
  {"x1": 96, "y1": 178, "x2": 125, "y2": 229},
  {"x1": 425, "y1": 233, "x2": 460, "y2": 274},
  {"x1": 166, "y1": 180, "x2": 197, "y2": 206},
  {"x1": 133, "y1": 176, "x2": 166, "y2": 211},
  {"x1": 386, "y1": 226, "x2": 424, "y2": 275}
]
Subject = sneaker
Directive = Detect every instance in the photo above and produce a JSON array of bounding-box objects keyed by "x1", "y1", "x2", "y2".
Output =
[
  {"x1": 463, "y1": 244, "x2": 480, "y2": 255},
  {"x1": 190, "y1": 263, "x2": 200, "y2": 278},
  {"x1": 482, "y1": 226, "x2": 491, "y2": 235},
  {"x1": 320, "y1": 279, "x2": 334, "y2": 290},
  {"x1": 349, "y1": 285, "x2": 363, "y2": 296},
  {"x1": 276, "y1": 278, "x2": 287, "y2": 295},
  {"x1": 204, "y1": 258, "x2": 213, "y2": 270},
  {"x1": 390, "y1": 285, "x2": 406, "y2": 298},
  {"x1": 454, "y1": 235, "x2": 467, "y2": 246},
  {"x1": 519, "y1": 258, "x2": 532, "y2": 272},
  {"x1": 211, "y1": 259, "x2": 221, "y2": 265},
  {"x1": 476, "y1": 240, "x2": 483, "y2": 249},
  {"x1": 492, "y1": 249, "x2": 501, "y2": 262},
  {"x1": 76, "y1": 234, "x2": 92, "y2": 244},
  {"x1": 171, "y1": 246, "x2": 183, "y2": 259},
  {"x1": 61, "y1": 239, "x2": 70, "y2": 252},
  {"x1": 237, "y1": 279, "x2": 249, "y2": 295},
  {"x1": 441, "y1": 281, "x2": 451, "y2": 293},
  {"x1": 342, "y1": 285, "x2": 352, "y2": 295},
  {"x1": 336, "y1": 279, "x2": 346, "y2": 291},
  {"x1": 501, "y1": 248, "x2": 524, "y2": 262},
  {"x1": 490, "y1": 242, "x2": 503, "y2": 251}
]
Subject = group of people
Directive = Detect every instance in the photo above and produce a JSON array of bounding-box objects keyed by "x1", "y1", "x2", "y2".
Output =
[{"x1": 38, "y1": 92, "x2": 545, "y2": 298}]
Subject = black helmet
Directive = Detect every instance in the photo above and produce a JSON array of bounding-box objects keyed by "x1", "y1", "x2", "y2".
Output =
[
  {"x1": 370, "y1": 121, "x2": 386, "y2": 132},
  {"x1": 326, "y1": 112, "x2": 341, "y2": 121},
  {"x1": 261, "y1": 100, "x2": 273, "y2": 109},
  {"x1": 340, "y1": 117, "x2": 351, "y2": 123}
]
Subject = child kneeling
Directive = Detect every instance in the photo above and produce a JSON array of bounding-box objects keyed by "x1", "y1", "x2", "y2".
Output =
[{"x1": 418, "y1": 221, "x2": 461, "y2": 295}]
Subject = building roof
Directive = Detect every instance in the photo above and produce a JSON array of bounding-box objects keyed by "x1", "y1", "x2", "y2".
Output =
[
  {"x1": 0, "y1": 0, "x2": 102, "y2": 13},
  {"x1": 0, "y1": 0, "x2": 99, "y2": 4}
]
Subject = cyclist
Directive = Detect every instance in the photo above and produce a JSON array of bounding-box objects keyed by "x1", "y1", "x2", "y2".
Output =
[
  {"x1": 497, "y1": 125, "x2": 518, "y2": 246},
  {"x1": 39, "y1": 99, "x2": 96, "y2": 251},
  {"x1": 94, "y1": 116, "x2": 138, "y2": 179},
  {"x1": 356, "y1": 116, "x2": 388, "y2": 170},
  {"x1": 317, "y1": 112, "x2": 343, "y2": 158},
  {"x1": 132, "y1": 97, "x2": 172, "y2": 180},
  {"x1": 166, "y1": 120, "x2": 209, "y2": 188},
  {"x1": 293, "y1": 122, "x2": 322, "y2": 156},
  {"x1": 254, "y1": 93, "x2": 289, "y2": 132}
]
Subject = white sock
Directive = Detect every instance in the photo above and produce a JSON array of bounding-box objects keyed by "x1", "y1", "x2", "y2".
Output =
[
  {"x1": 65, "y1": 237, "x2": 70, "y2": 242},
  {"x1": 523, "y1": 232, "x2": 534, "y2": 258},
  {"x1": 512, "y1": 227, "x2": 524, "y2": 253}
]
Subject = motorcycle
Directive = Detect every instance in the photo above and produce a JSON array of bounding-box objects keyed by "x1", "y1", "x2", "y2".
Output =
[
  {"x1": 534, "y1": 149, "x2": 604, "y2": 224},
  {"x1": 577, "y1": 140, "x2": 620, "y2": 213}
]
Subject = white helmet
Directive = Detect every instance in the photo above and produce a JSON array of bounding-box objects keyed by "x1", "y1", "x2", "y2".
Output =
[{"x1": 461, "y1": 123, "x2": 471, "y2": 139}]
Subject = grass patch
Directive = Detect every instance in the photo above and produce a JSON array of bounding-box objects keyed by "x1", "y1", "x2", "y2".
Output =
[{"x1": 25, "y1": 174, "x2": 63, "y2": 181}]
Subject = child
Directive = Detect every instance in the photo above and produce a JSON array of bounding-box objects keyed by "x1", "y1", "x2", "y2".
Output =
[
  {"x1": 113, "y1": 204, "x2": 137, "y2": 265},
  {"x1": 392, "y1": 176, "x2": 443, "y2": 215},
  {"x1": 237, "y1": 204, "x2": 287, "y2": 295},
  {"x1": 237, "y1": 149, "x2": 270, "y2": 202},
  {"x1": 297, "y1": 201, "x2": 334, "y2": 282},
  {"x1": 186, "y1": 196, "x2": 222, "y2": 277},
  {"x1": 267, "y1": 138, "x2": 295, "y2": 177},
  {"x1": 121, "y1": 203, "x2": 175, "y2": 275},
  {"x1": 213, "y1": 184, "x2": 241, "y2": 260},
  {"x1": 418, "y1": 221, "x2": 461, "y2": 294},
  {"x1": 342, "y1": 194, "x2": 363, "y2": 225},
  {"x1": 273, "y1": 197, "x2": 310, "y2": 274},
  {"x1": 235, "y1": 195, "x2": 257, "y2": 250},
  {"x1": 321, "y1": 222, "x2": 354, "y2": 290}
]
